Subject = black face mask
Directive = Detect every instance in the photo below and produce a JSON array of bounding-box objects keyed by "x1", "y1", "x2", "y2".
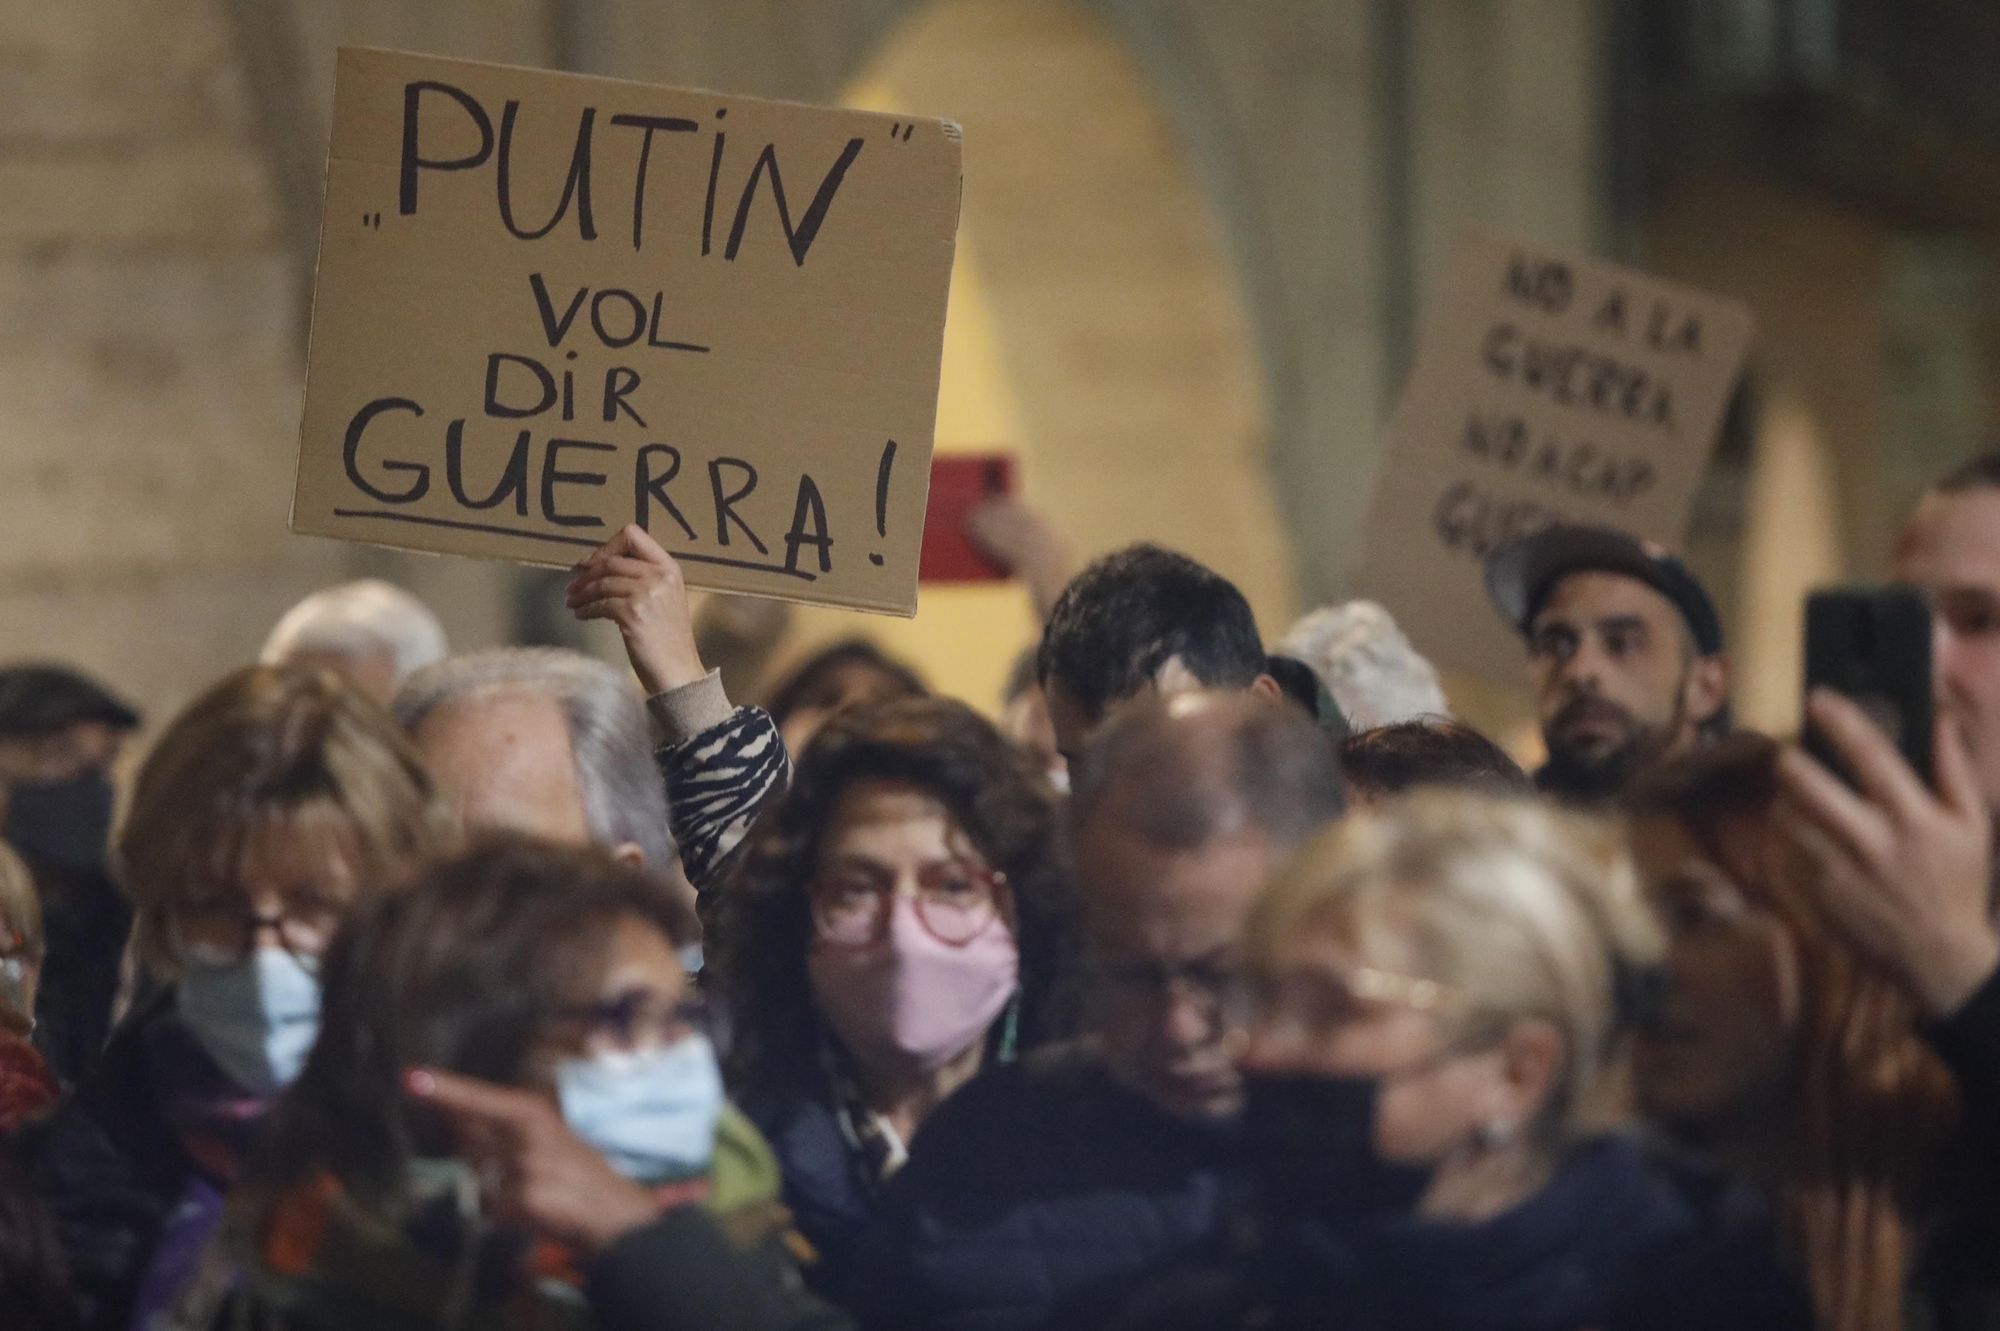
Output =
[
  {"x1": 5, "y1": 769, "x2": 115, "y2": 878},
  {"x1": 1241, "y1": 1071, "x2": 1438, "y2": 1222}
]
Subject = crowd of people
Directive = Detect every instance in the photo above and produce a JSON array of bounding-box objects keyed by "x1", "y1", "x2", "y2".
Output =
[{"x1": 0, "y1": 452, "x2": 1996, "y2": 1331}]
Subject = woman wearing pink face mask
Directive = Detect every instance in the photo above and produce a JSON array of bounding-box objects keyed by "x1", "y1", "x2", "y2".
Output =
[{"x1": 716, "y1": 696, "x2": 1080, "y2": 1299}]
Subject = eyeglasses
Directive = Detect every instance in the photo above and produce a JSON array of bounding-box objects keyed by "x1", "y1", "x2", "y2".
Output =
[
  {"x1": 810, "y1": 861, "x2": 1008, "y2": 948},
  {"x1": 172, "y1": 894, "x2": 346, "y2": 970},
  {"x1": 547, "y1": 987, "x2": 711, "y2": 1051},
  {"x1": 1238, "y1": 964, "x2": 1474, "y2": 1043},
  {"x1": 1095, "y1": 955, "x2": 1244, "y2": 1024}
]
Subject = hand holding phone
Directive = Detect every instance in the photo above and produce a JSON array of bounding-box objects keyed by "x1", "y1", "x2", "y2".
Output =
[
  {"x1": 920, "y1": 453, "x2": 1018, "y2": 583},
  {"x1": 1782, "y1": 586, "x2": 1998, "y2": 1017}
]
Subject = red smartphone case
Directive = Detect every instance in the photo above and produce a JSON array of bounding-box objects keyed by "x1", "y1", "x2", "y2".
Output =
[{"x1": 920, "y1": 453, "x2": 1017, "y2": 583}]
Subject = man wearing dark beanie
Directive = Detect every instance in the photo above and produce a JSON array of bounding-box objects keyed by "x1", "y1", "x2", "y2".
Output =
[
  {"x1": 0, "y1": 664, "x2": 141, "y2": 1084},
  {"x1": 1485, "y1": 526, "x2": 1729, "y2": 804}
]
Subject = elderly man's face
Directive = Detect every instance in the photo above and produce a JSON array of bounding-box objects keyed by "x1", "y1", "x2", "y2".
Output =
[
  {"x1": 410, "y1": 690, "x2": 592, "y2": 846},
  {"x1": 1075, "y1": 812, "x2": 1277, "y2": 1121}
]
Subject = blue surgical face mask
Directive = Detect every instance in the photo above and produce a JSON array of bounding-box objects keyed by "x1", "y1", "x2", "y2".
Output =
[
  {"x1": 556, "y1": 1035, "x2": 724, "y2": 1185},
  {"x1": 175, "y1": 947, "x2": 323, "y2": 1097}
]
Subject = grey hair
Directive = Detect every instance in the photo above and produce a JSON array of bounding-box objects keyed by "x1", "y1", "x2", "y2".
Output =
[
  {"x1": 1067, "y1": 691, "x2": 1346, "y2": 855},
  {"x1": 1278, "y1": 600, "x2": 1449, "y2": 730},
  {"x1": 262, "y1": 580, "x2": 449, "y2": 686},
  {"x1": 392, "y1": 648, "x2": 672, "y2": 868}
]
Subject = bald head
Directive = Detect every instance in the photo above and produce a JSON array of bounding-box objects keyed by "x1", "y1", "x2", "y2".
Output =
[
  {"x1": 1068, "y1": 692, "x2": 1345, "y2": 1120},
  {"x1": 1069, "y1": 691, "x2": 1346, "y2": 856}
]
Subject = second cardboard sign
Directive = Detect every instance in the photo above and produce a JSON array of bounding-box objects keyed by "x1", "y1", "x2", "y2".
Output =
[{"x1": 1356, "y1": 229, "x2": 1754, "y2": 679}]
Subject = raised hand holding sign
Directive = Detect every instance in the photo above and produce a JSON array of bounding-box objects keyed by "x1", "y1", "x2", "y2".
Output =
[{"x1": 293, "y1": 48, "x2": 962, "y2": 617}]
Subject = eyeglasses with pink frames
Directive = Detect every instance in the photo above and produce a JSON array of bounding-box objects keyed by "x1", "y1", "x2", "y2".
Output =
[{"x1": 810, "y1": 861, "x2": 1010, "y2": 948}]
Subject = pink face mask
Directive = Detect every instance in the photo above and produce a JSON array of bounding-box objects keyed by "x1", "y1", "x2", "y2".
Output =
[{"x1": 808, "y1": 895, "x2": 1021, "y2": 1074}]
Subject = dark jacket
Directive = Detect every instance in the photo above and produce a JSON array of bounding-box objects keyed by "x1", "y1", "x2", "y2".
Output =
[
  {"x1": 588, "y1": 1206, "x2": 853, "y2": 1331},
  {"x1": 23, "y1": 990, "x2": 268, "y2": 1331},
  {"x1": 1097, "y1": 1134, "x2": 1811, "y2": 1331},
  {"x1": 741, "y1": 1088, "x2": 883, "y2": 1302},
  {"x1": 1914, "y1": 963, "x2": 2000, "y2": 1331},
  {"x1": 30, "y1": 863, "x2": 131, "y2": 1086},
  {"x1": 22, "y1": 992, "x2": 194, "y2": 1331},
  {"x1": 846, "y1": 1046, "x2": 1243, "y2": 1331}
]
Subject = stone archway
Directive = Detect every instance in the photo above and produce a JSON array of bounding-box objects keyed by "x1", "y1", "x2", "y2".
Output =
[
  {"x1": 570, "y1": 0, "x2": 1385, "y2": 618},
  {"x1": 233, "y1": 0, "x2": 1422, "y2": 677},
  {"x1": 767, "y1": 0, "x2": 1288, "y2": 706}
]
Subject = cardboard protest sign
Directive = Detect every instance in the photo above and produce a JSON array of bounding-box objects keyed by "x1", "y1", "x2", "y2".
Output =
[
  {"x1": 293, "y1": 47, "x2": 962, "y2": 616},
  {"x1": 1354, "y1": 229, "x2": 1754, "y2": 679}
]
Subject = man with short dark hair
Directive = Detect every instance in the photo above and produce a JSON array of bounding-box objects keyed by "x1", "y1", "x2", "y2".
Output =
[
  {"x1": 850, "y1": 693, "x2": 1345, "y2": 1330},
  {"x1": 1486, "y1": 526, "x2": 1729, "y2": 802},
  {"x1": 0, "y1": 664, "x2": 141, "y2": 1083},
  {"x1": 1037, "y1": 544, "x2": 1281, "y2": 762}
]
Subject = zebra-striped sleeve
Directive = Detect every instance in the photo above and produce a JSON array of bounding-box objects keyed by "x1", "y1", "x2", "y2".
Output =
[{"x1": 658, "y1": 705, "x2": 792, "y2": 901}]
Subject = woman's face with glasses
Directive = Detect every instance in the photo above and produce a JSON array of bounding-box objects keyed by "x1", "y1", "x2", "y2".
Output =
[
  {"x1": 1243, "y1": 902, "x2": 1531, "y2": 1167},
  {"x1": 168, "y1": 823, "x2": 360, "y2": 970},
  {"x1": 528, "y1": 915, "x2": 702, "y2": 1085},
  {"x1": 808, "y1": 778, "x2": 1013, "y2": 950}
]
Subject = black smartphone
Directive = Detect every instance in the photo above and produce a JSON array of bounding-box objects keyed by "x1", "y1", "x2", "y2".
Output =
[{"x1": 1802, "y1": 586, "x2": 1934, "y2": 786}]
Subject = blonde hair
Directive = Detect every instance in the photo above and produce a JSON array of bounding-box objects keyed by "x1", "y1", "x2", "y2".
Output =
[
  {"x1": 0, "y1": 840, "x2": 41, "y2": 957},
  {"x1": 1249, "y1": 792, "x2": 1663, "y2": 1145},
  {"x1": 120, "y1": 665, "x2": 452, "y2": 976}
]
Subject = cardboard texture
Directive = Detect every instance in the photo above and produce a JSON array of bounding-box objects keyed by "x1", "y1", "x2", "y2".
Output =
[
  {"x1": 919, "y1": 453, "x2": 1015, "y2": 582},
  {"x1": 1354, "y1": 229, "x2": 1754, "y2": 679},
  {"x1": 293, "y1": 47, "x2": 963, "y2": 616}
]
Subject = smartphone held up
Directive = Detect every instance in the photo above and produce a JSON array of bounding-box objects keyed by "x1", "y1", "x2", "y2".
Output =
[{"x1": 1802, "y1": 586, "x2": 1934, "y2": 787}]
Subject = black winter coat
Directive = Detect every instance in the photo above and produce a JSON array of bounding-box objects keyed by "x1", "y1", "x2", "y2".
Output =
[
  {"x1": 29, "y1": 864, "x2": 130, "y2": 1087},
  {"x1": 846, "y1": 1046, "x2": 1243, "y2": 1331},
  {"x1": 587, "y1": 1206, "x2": 854, "y2": 1331},
  {"x1": 20, "y1": 992, "x2": 195, "y2": 1331},
  {"x1": 1914, "y1": 964, "x2": 2000, "y2": 1331},
  {"x1": 742, "y1": 1088, "x2": 884, "y2": 1301},
  {"x1": 1097, "y1": 1135, "x2": 1812, "y2": 1331}
]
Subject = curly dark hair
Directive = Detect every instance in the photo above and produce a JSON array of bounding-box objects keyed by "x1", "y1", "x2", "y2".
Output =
[
  {"x1": 238, "y1": 835, "x2": 694, "y2": 1232},
  {"x1": 717, "y1": 696, "x2": 1080, "y2": 1102}
]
